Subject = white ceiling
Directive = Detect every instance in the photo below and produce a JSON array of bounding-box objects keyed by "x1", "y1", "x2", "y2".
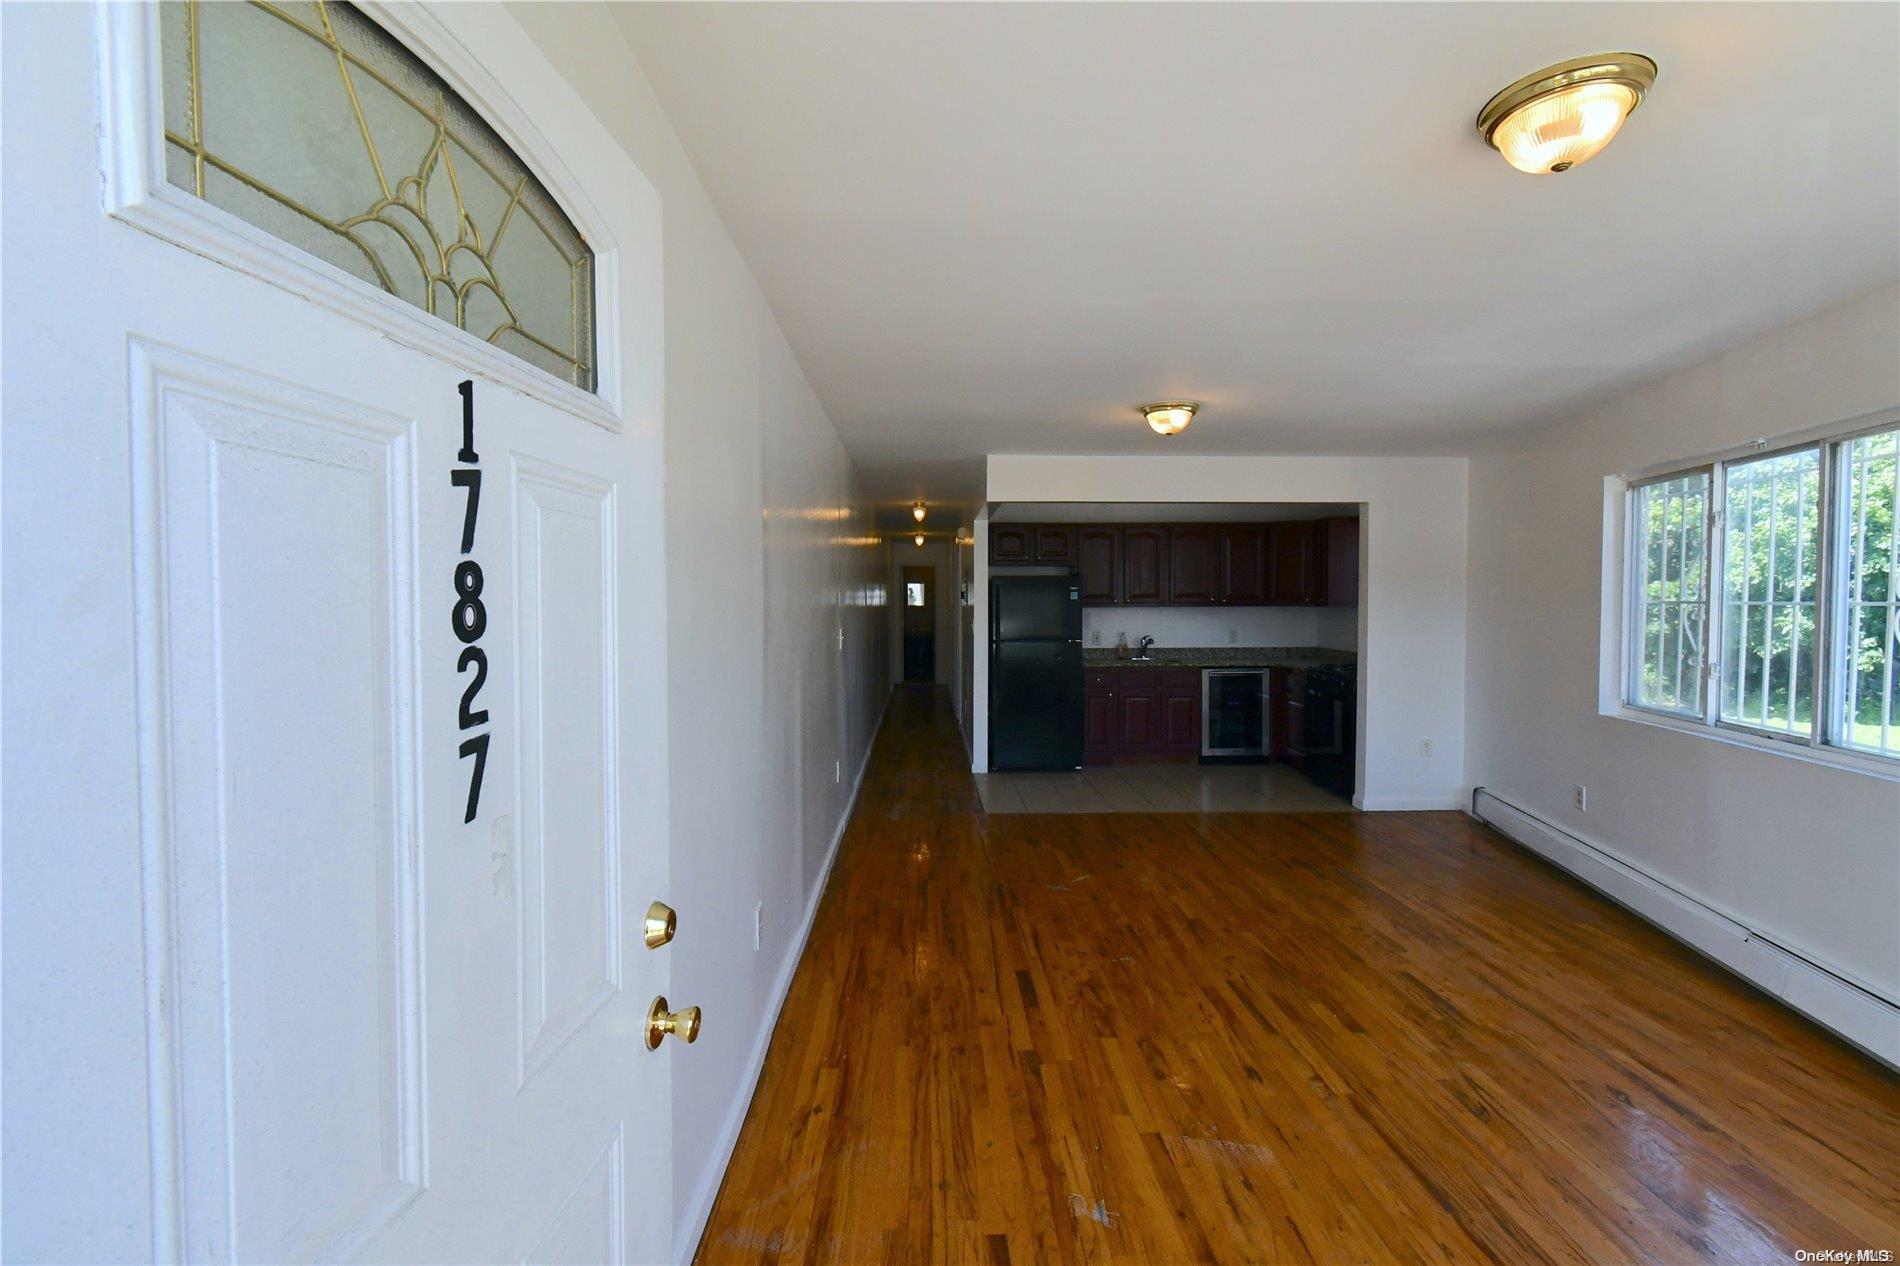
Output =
[{"x1": 610, "y1": 3, "x2": 1900, "y2": 522}]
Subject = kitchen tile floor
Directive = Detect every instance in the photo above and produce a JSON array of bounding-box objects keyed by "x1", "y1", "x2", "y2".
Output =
[{"x1": 973, "y1": 762, "x2": 1351, "y2": 814}]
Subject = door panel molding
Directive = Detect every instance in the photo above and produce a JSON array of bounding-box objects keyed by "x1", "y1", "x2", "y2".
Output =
[
  {"x1": 512, "y1": 456, "x2": 623, "y2": 1085},
  {"x1": 127, "y1": 339, "x2": 425, "y2": 1264},
  {"x1": 523, "y1": 1125, "x2": 627, "y2": 1266}
]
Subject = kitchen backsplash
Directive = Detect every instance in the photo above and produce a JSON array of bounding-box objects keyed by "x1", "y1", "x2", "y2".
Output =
[{"x1": 1082, "y1": 605, "x2": 1356, "y2": 651}]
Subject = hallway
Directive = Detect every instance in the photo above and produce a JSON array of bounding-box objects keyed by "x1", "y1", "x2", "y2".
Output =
[{"x1": 697, "y1": 687, "x2": 1899, "y2": 1264}]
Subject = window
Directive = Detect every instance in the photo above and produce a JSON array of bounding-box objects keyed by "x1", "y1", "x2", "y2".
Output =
[
  {"x1": 1621, "y1": 421, "x2": 1900, "y2": 769},
  {"x1": 157, "y1": 0, "x2": 596, "y2": 390},
  {"x1": 1837, "y1": 429, "x2": 1898, "y2": 757},
  {"x1": 1628, "y1": 470, "x2": 1709, "y2": 716},
  {"x1": 905, "y1": 582, "x2": 926, "y2": 608},
  {"x1": 1719, "y1": 446, "x2": 1819, "y2": 734}
]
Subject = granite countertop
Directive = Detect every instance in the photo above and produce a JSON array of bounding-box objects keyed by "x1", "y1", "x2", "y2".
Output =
[{"x1": 1082, "y1": 646, "x2": 1356, "y2": 671}]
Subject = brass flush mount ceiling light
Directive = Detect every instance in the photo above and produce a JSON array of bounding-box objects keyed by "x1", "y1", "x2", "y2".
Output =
[
  {"x1": 1142, "y1": 401, "x2": 1199, "y2": 437},
  {"x1": 1477, "y1": 53, "x2": 1657, "y2": 174},
  {"x1": 913, "y1": 533, "x2": 925, "y2": 547},
  {"x1": 912, "y1": 502, "x2": 927, "y2": 523}
]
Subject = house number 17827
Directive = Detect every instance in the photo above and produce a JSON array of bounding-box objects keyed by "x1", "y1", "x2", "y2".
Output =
[{"x1": 452, "y1": 380, "x2": 490, "y2": 823}]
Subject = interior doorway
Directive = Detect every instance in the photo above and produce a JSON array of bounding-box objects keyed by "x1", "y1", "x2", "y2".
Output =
[{"x1": 902, "y1": 565, "x2": 936, "y2": 682}]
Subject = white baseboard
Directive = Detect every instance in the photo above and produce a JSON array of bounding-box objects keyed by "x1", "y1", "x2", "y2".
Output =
[
  {"x1": 1471, "y1": 787, "x2": 1899, "y2": 1070},
  {"x1": 1356, "y1": 794, "x2": 1466, "y2": 811},
  {"x1": 672, "y1": 693, "x2": 890, "y2": 1265}
]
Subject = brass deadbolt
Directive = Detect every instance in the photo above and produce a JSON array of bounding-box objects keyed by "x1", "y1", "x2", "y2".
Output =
[
  {"x1": 645, "y1": 996, "x2": 701, "y2": 1050},
  {"x1": 643, "y1": 900, "x2": 677, "y2": 949}
]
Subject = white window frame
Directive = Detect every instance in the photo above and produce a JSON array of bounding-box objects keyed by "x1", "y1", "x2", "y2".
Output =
[
  {"x1": 1604, "y1": 407, "x2": 1900, "y2": 782},
  {"x1": 95, "y1": 0, "x2": 625, "y2": 431},
  {"x1": 1622, "y1": 464, "x2": 1714, "y2": 723}
]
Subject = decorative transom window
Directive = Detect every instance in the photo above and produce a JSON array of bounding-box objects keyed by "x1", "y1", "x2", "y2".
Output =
[{"x1": 158, "y1": 0, "x2": 596, "y2": 391}]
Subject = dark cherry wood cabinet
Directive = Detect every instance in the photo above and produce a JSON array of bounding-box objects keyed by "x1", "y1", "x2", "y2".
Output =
[
  {"x1": 1267, "y1": 521, "x2": 1326, "y2": 606},
  {"x1": 1117, "y1": 691, "x2": 1161, "y2": 753},
  {"x1": 1162, "y1": 690, "x2": 1200, "y2": 751},
  {"x1": 1215, "y1": 525, "x2": 1266, "y2": 605},
  {"x1": 1271, "y1": 666, "x2": 1307, "y2": 768},
  {"x1": 1166, "y1": 526, "x2": 1215, "y2": 604},
  {"x1": 1076, "y1": 527, "x2": 1121, "y2": 604},
  {"x1": 1083, "y1": 690, "x2": 1119, "y2": 757},
  {"x1": 1084, "y1": 668, "x2": 1200, "y2": 763},
  {"x1": 1122, "y1": 527, "x2": 1168, "y2": 604},
  {"x1": 989, "y1": 516, "x2": 1355, "y2": 611},
  {"x1": 990, "y1": 525, "x2": 1032, "y2": 565},
  {"x1": 1324, "y1": 516, "x2": 1358, "y2": 607},
  {"x1": 1032, "y1": 526, "x2": 1076, "y2": 564}
]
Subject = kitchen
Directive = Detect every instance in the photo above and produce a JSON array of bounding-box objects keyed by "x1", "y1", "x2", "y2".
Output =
[{"x1": 985, "y1": 504, "x2": 1361, "y2": 809}]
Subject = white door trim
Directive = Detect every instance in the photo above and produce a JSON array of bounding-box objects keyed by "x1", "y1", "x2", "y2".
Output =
[{"x1": 94, "y1": 0, "x2": 628, "y2": 431}]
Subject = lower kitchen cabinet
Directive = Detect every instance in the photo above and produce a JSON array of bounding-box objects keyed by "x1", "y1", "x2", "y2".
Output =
[
  {"x1": 1162, "y1": 691, "x2": 1199, "y2": 749},
  {"x1": 1084, "y1": 669, "x2": 1200, "y2": 764},
  {"x1": 1271, "y1": 667, "x2": 1307, "y2": 768},
  {"x1": 1083, "y1": 690, "x2": 1119, "y2": 754},
  {"x1": 1118, "y1": 691, "x2": 1161, "y2": 752}
]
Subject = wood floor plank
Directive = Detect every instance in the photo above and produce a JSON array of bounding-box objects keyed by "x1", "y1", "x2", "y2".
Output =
[{"x1": 696, "y1": 687, "x2": 1900, "y2": 1264}]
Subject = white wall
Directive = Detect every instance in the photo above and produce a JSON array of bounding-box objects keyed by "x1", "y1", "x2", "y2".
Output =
[
  {"x1": 1465, "y1": 284, "x2": 1900, "y2": 1001},
  {"x1": 1083, "y1": 605, "x2": 1356, "y2": 651},
  {"x1": 977, "y1": 456, "x2": 1469, "y2": 810},
  {"x1": 506, "y1": 7, "x2": 889, "y2": 1255}
]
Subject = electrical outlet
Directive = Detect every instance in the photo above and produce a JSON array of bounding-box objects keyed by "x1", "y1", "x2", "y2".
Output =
[
  {"x1": 1229, "y1": 628, "x2": 1239, "y2": 644},
  {"x1": 1419, "y1": 739, "x2": 1433, "y2": 757},
  {"x1": 1574, "y1": 784, "x2": 1587, "y2": 811},
  {"x1": 1090, "y1": 630, "x2": 1102, "y2": 646},
  {"x1": 753, "y1": 901, "x2": 763, "y2": 950}
]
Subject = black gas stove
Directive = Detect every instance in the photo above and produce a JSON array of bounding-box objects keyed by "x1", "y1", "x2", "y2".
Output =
[{"x1": 1302, "y1": 665, "x2": 1357, "y2": 799}]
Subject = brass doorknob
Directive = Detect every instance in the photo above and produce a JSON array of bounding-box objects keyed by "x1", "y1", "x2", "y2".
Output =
[
  {"x1": 643, "y1": 900, "x2": 677, "y2": 949},
  {"x1": 645, "y1": 996, "x2": 701, "y2": 1049}
]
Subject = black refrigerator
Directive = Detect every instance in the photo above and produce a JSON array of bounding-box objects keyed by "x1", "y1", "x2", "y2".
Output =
[{"x1": 989, "y1": 575, "x2": 1084, "y2": 770}]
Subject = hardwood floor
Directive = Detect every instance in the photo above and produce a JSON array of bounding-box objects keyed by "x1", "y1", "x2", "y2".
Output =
[{"x1": 696, "y1": 686, "x2": 1900, "y2": 1264}]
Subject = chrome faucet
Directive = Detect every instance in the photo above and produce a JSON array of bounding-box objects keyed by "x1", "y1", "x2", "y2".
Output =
[{"x1": 1135, "y1": 635, "x2": 1156, "y2": 660}]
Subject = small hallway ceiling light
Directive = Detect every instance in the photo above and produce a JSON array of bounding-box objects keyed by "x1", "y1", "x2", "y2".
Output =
[
  {"x1": 1141, "y1": 401, "x2": 1198, "y2": 437},
  {"x1": 913, "y1": 533, "x2": 926, "y2": 547},
  {"x1": 912, "y1": 502, "x2": 927, "y2": 523},
  {"x1": 1477, "y1": 53, "x2": 1656, "y2": 174}
]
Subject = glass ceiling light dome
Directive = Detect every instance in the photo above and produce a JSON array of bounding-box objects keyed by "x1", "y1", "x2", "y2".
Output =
[
  {"x1": 1141, "y1": 401, "x2": 1198, "y2": 437},
  {"x1": 1477, "y1": 54, "x2": 1657, "y2": 174}
]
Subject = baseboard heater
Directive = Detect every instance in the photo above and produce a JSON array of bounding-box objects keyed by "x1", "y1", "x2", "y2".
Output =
[{"x1": 1469, "y1": 786, "x2": 1898, "y2": 1071}]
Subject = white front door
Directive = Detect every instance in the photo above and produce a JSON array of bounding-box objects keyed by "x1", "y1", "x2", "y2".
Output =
[{"x1": 2, "y1": 4, "x2": 673, "y2": 1263}]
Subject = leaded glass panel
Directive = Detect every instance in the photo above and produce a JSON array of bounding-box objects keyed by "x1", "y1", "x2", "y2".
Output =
[{"x1": 158, "y1": 0, "x2": 596, "y2": 391}]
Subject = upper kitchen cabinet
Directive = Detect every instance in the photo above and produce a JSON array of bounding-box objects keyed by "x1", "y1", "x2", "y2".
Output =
[
  {"x1": 1215, "y1": 524, "x2": 1266, "y2": 605},
  {"x1": 990, "y1": 525, "x2": 1033, "y2": 565},
  {"x1": 1032, "y1": 526, "x2": 1076, "y2": 564},
  {"x1": 1122, "y1": 527, "x2": 1168, "y2": 604},
  {"x1": 1166, "y1": 526, "x2": 1216, "y2": 604},
  {"x1": 1267, "y1": 521, "x2": 1327, "y2": 605},
  {"x1": 989, "y1": 516, "x2": 1356, "y2": 607},
  {"x1": 1077, "y1": 527, "x2": 1122, "y2": 605},
  {"x1": 1324, "y1": 516, "x2": 1359, "y2": 607},
  {"x1": 991, "y1": 523, "x2": 1077, "y2": 566}
]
